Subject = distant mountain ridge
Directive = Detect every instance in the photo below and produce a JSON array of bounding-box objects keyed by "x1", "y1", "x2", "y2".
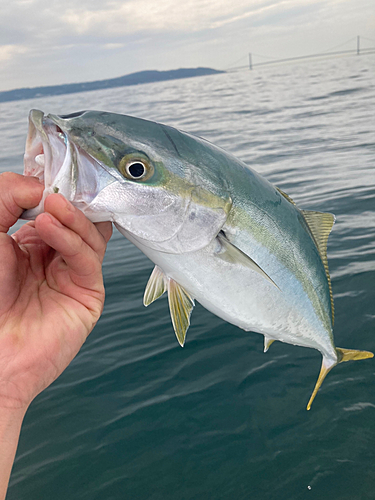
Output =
[{"x1": 0, "y1": 67, "x2": 224, "y2": 103}]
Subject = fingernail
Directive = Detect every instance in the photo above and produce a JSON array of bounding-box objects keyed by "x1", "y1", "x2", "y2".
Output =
[
  {"x1": 64, "y1": 199, "x2": 75, "y2": 212},
  {"x1": 54, "y1": 193, "x2": 74, "y2": 212}
]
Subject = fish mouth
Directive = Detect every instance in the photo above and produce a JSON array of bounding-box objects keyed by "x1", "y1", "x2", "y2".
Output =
[
  {"x1": 22, "y1": 109, "x2": 115, "y2": 221},
  {"x1": 24, "y1": 110, "x2": 75, "y2": 203}
]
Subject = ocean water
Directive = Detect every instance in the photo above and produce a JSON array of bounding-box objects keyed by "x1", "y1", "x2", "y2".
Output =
[{"x1": 1, "y1": 54, "x2": 374, "y2": 500}]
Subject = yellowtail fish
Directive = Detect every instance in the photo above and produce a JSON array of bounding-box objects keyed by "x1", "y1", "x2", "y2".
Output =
[{"x1": 22, "y1": 109, "x2": 373, "y2": 409}]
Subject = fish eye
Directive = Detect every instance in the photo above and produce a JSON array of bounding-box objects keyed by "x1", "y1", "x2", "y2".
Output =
[
  {"x1": 119, "y1": 155, "x2": 154, "y2": 181},
  {"x1": 127, "y1": 161, "x2": 146, "y2": 179}
]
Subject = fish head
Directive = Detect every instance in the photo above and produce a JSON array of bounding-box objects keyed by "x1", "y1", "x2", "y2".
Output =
[{"x1": 23, "y1": 110, "x2": 232, "y2": 253}]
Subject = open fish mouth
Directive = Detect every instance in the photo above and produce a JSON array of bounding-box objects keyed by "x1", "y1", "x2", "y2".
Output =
[{"x1": 22, "y1": 109, "x2": 115, "y2": 221}]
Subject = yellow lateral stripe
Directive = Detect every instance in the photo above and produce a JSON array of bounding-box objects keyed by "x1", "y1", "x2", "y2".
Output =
[
  {"x1": 301, "y1": 210, "x2": 335, "y2": 325},
  {"x1": 276, "y1": 186, "x2": 335, "y2": 325}
]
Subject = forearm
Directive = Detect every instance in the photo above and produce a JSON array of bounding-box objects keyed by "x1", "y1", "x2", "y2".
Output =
[{"x1": 0, "y1": 407, "x2": 27, "y2": 500}]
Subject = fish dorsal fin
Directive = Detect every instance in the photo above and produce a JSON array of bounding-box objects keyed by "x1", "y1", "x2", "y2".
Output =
[
  {"x1": 276, "y1": 186, "x2": 296, "y2": 205},
  {"x1": 216, "y1": 232, "x2": 279, "y2": 289},
  {"x1": 301, "y1": 210, "x2": 336, "y2": 324},
  {"x1": 143, "y1": 266, "x2": 167, "y2": 306},
  {"x1": 168, "y1": 279, "x2": 195, "y2": 347}
]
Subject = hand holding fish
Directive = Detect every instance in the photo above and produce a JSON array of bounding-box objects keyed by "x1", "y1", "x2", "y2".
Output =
[
  {"x1": 0, "y1": 172, "x2": 112, "y2": 410},
  {"x1": 0, "y1": 172, "x2": 111, "y2": 500}
]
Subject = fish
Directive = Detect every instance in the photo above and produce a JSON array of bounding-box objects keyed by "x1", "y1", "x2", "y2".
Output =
[{"x1": 22, "y1": 109, "x2": 373, "y2": 410}]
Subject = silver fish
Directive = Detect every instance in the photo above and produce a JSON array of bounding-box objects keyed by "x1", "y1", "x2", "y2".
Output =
[{"x1": 23, "y1": 109, "x2": 373, "y2": 409}]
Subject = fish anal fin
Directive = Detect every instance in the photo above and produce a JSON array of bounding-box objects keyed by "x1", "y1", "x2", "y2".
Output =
[
  {"x1": 307, "y1": 347, "x2": 374, "y2": 410},
  {"x1": 264, "y1": 336, "x2": 275, "y2": 353},
  {"x1": 143, "y1": 266, "x2": 167, "y2": 307},
  {"x1": 216, "y1": 232, "x2": 279, "y2": 290},
  {"x1": 168, "y1": 279, "x2": 195, "y2": 347},
  {"x1": 301, "y1": 210, "x2": 336, "y2": 325}
]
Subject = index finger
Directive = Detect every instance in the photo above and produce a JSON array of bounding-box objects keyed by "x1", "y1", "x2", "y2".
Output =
[
  {"x1": 43, "y1": 193, "x2": 113, "y2": 260},
  {"x1": 0, "y1": 172, "x2": 44, "y2": 233}
]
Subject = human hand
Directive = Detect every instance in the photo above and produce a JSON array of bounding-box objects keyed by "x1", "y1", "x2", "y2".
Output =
[{"x1": 0, "y1": 172, "x2": 112, "y2": 412}]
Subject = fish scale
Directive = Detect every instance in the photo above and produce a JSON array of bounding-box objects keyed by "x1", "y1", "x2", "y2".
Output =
[{"x1": 22, "y1": 109, "x2": 373, "y2": 410}]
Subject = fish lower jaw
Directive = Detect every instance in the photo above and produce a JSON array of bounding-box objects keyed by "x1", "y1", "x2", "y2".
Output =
[
  {"x1": 23, "y1": 143, "x2": 66, "y2": 219},
  {"x1": 23, "y1": 142, "x2": 58, "y2": 220}
]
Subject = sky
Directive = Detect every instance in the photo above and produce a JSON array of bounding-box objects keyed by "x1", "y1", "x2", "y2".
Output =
[{"x1": 1, "y1": 0, "x2": 374, "y2": 92}]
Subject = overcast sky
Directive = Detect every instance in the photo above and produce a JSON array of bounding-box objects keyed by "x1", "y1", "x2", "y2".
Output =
[{"x1": 1, "y1": 0, "x2": 374, "y2": 92}]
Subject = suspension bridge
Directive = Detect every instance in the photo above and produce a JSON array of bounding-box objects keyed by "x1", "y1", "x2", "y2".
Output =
[{"x1": 226, "y1": 36, "x2": 375, "y2": 71}]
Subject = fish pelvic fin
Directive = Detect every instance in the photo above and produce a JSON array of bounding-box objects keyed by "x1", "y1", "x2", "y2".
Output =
[
  {"x1": 168, "y1": 279, "x2": 195, "y2": 347},
  {"x1": 144, "y1": 267, "x2": 195, "y2": 347},
  {"x1": 306, "y1": 347, "x2": 374, "y2": 410},
  {"x1": 143, "y1": 266, "x2": 167, "y2": 306}
]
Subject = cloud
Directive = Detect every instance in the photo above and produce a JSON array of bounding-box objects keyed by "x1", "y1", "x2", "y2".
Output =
[
  {"x1": 61, "y1": 0, "x2": 259, "y2": 35},
  {"x1": 0, "y1": 44, "x2": 28, "y2": 62},
  {"x1": 60, "y1": 0, "x2": 327, "y2": 37},
  {"x1": 103, "y1": 43, "x2": 126, "y2": 50},
  {"x1": 0, "y1": 0, "x2": 374, "y2": 91},
  {"x1": 2, "y1": 0, "x2": 313, "y2": 42},
  {"x1": 0, "y1": 0, "x2": 358, "y2": 47}
]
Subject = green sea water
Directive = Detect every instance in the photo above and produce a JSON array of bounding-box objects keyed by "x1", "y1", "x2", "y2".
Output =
[{"x1": 1, "y1": 54, "x2": 374, "y2": 500}]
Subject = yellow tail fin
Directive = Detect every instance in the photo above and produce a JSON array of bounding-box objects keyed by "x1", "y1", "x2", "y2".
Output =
[{"x1": 306, "y1": 348, "x2": 373, "y2": 410}]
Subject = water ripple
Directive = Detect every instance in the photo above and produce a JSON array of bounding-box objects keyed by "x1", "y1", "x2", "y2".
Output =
[{"x1": 2, "y1": 54, "x2": 375, "y2": 500}]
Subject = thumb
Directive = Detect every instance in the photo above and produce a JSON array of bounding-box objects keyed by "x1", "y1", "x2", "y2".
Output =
[{"x1": 0, "y1": 173, "x2": 44, "y2": 233}]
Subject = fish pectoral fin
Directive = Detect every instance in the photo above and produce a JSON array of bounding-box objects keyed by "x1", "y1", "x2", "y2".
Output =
[
  {"x1": 264, "y1": 336, "x2": 275, "y2": 353},
  {"x1": 143, "y1": 266, "x2": 167, "y2": 306},
  {"x1": 216, "y1": 232, "x2": 279, "y2": 289},
  {"x1": 168, "y1": 279, "x2": 195, "y2": 347},
  {"x1": 307, "y1": 348, "x2": 374, "y2": 410}
]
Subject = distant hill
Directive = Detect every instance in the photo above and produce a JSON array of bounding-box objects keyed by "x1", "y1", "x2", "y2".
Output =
[{"x1": 0, "y1": 67, "x2": 224, "y2": 103}]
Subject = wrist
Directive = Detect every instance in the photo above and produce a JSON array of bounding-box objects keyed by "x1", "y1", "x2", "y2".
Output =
[
  {"x1": 0, "y1": 405, "x2": 27, "y2": 500},
  {"x1": 0, "y1": 404, "x2": 27, "y2": 427},
  {"x1": 0, "y1": 404, "x2": 27, "y2": 451}
]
